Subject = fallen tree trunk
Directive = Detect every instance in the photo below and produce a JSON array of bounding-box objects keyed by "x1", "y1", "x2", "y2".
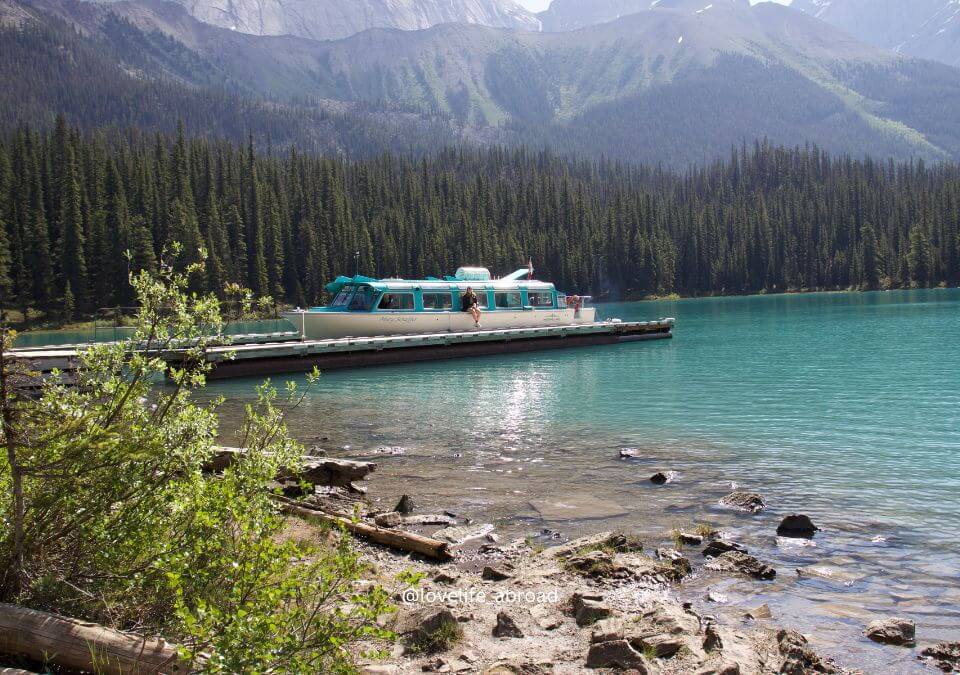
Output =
[
  {"x1": 279, "y1": 500, "x2": 453, "y2": 562},
  {"x1": 0, "y1": 603, "x2": 185, "y2": 674},
  {"x1": 205, "y1": 447, "x2": 376, "y2": 492}
]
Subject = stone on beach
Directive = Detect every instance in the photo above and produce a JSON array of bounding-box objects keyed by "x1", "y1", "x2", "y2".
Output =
[
  {"x1": 571, "y1": 592, "x2": 613, "y2": 626},
  {"x1": 492, "y1": 611, "x2": 524, "y2": 638},
  {"x1": 777, "y1": 629, "x2": 839, "y2": 673},
  {"x1": 776, "y1": 514, "x2": 820, "y2": 538},
  {"x1": 720, "y1": 491, "x2": 766, "y2": 513},
  {"x1": 590, "y1": 617, "x2": 625, "y2": 643},
  {"x1": 481, "y1": 565, "x2": 513, "y2": 581},
  {"x1": 585, "y1": 639, "x2": 651, "y2": 671},
  {"x1": 373, "y1": 511, "x2": 403, "y2": 528},
  {"x1": 864, "y1": 617, "x2": 916, "y2": 646},
  {"x1": 394, "y1": 494, "x2": 414, "y2": 513}
]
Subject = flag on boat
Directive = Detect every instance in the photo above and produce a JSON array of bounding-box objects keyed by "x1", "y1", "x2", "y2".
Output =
[{"x1": 527, "y1": 258, "x2": 533, "y2": 280}]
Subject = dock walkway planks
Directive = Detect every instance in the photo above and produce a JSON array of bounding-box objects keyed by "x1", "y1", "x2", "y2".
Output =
[{"x1": 10, "y1": 319, "x2": 674, "y2": 380}]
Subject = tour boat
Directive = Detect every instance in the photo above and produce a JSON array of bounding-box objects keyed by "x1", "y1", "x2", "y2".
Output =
[{"x1": 282, "y1": 266, "x2": 596, "y2": 340}]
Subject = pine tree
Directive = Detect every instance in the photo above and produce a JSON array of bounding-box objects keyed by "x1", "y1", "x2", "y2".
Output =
[
  {"x1": 860, "y1": 222, "x2": 880, "y2": 290},
  {"x1": 55, "y1": 145, "x2": 87, "y2": 311}
]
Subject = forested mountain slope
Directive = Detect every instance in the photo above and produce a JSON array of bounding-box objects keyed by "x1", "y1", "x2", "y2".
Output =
[
  {"x1": 1, "y1": 124, "x2": 957, "y2": 320},
  {"x1": 0, "y1": 2, "x2": 474, "y2": 156}
]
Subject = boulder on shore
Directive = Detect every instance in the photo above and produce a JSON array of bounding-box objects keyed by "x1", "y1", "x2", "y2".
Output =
[
  {"x1": 864, "y1": 617, "x2": 916, "y2": 646},
  {"x1": 720, "y1": 491, "x2": 766, "y2": 513},
  {"x1": 777, "y1": 514, "x2": 820, "y2": 538},
  {"x1": 585, "y1": 639, "x2": 650, "y2": 671},
  {"x1": 394, "y1": 494, "x2": 414, "y2": 514}
]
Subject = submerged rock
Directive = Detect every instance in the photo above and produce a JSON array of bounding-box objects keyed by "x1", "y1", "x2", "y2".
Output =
[
  {"x1": 777, "y1": 514, "x2": 820, "y2": 538},
  {"x1": 720, "y1": 491, "x2": 766, "y2": 513},
  {"x1": 865, "y1": 617, "x2": 916, "y2": 646},
  {"x1": 530, "y1": 496, "x2": 630, "y2": 521},
  {"x1": 619, "y1": 448, "x2": 641, "y2": 458},
  {"x1": 650, "y1": 471, "x2": 678, "y2": 484},
  {"x1": 433, "y1": 523, "x2": 495, "y2": 545},
  {"x1": 920, "y1": 641, "x2": 960, "y2": 672},
  {"x1": 492, "y1": 611, "x2": 524, "y2": 638},
  {"x1": 706, "y1": 551, "x2": 776, "y2": 580}
]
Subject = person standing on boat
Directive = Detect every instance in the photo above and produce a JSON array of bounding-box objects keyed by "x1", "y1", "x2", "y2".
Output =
[{"x1": 461, "y1": 287, "x2": 482, "y2": 329}]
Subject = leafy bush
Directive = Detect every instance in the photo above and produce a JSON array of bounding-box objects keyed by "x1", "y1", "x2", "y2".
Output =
[{"x1": 0, "y1": 256, "x2": 390, "y2": 672}]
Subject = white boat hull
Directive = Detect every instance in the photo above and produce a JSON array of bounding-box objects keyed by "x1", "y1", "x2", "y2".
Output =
[{"x1": 283, "y1": 307, "x2": 598, "y2": 340}]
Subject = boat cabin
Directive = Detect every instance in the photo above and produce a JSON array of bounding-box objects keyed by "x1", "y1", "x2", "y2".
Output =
[{"x1": 318, "y1": 267, "x2": 575, "y2": 314}]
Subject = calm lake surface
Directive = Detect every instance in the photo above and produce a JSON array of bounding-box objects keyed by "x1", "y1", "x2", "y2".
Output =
[{"x1": 154, "y1": 289, "x2": 960, "y2": 670}]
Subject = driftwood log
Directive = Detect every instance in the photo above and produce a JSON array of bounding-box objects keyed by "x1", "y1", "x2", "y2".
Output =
[
  {"x1": 280, "y1": 500, "x2": 453, "y2": 562},
  {"x1": 0, "y1": 603, "x2": 184, "y2": 674},
  {"x1": 205, "y1": 447, "x2": 376, "y2": 492}
]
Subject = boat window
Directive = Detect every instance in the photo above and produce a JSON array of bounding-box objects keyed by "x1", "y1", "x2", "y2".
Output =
[
  {"x1": 349, "y1": 287, "x2": 375, "y2": 311},
  {"x1": 465, "y1": 290, "x2": 489, "y2": 309},
  {"x1": 331, "y1": 285, "x2": 355, "y2": 308},
  {"x1": 422, "y1": 292, "x2": 452, "y2": 310},
  {"x1": 527, "y1": 291, "x2": 554, "y2": 308},
  {"x1": 495, "y1": 291, "x2": 522, "y2": 309},
  {"x1": 378, "y1": 293, "x2": 415, "y2": 311}
]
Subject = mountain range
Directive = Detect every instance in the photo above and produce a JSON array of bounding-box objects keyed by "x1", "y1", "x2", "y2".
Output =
[
  {"x1": 791, "y1": 0, "x2": 960, "y2": 67},
  {"x1": 3, "y1": 0, "x2": 960, "y2": 166},
  {"x1": 143, "y1": 0, "x2": 541, "y2": 41}
]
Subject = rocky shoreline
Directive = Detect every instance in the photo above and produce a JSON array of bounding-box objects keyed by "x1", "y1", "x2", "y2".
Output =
[{"x1": 291, "y1": 482, "x2": 959, "y2": 674}]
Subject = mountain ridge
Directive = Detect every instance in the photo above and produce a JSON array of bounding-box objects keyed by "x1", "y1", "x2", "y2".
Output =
[{"x1": 6, "y1": 0, "x2": 960, "y2": 166}]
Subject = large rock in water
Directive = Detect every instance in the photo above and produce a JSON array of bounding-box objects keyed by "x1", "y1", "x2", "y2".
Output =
[
  {"x1": 865, "y1": 617, "x2": 916, "y2": 646},
  {"x1": 777, "y1": 514, "x2": 820, "y2": 538},
  {"x1": 921, "y1": 641, "x2": 960, "y2": 672},
  {"x1": 720, "y1": 490, "x2": 766, "y2": 513}
]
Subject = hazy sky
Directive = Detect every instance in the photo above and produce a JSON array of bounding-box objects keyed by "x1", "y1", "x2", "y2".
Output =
[{"x1": 516, "y1": 0, "x2": 792, "y2": 12}]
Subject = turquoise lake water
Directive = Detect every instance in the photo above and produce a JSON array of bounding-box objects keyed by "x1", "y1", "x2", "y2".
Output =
[
  {"x1": 28, "y1": 289, "x2": 959, "y2": 670},
  {"x1": 209, "y1": 288, "x2": 960, "y2": 672}
]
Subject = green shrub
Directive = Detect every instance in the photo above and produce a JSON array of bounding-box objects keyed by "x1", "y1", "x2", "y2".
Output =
[{"x1": 0, "y1": 254, "x2": 390, "y2": 672}]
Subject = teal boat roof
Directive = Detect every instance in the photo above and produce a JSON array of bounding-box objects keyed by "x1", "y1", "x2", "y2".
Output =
[{"x1": 326, "y1": 274, "x2": 555, "y2": 295}]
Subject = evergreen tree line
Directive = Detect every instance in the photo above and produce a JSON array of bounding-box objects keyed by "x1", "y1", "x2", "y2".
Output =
[{"x1": 1, "y1": 121, "x2": 959, "y2": 320}]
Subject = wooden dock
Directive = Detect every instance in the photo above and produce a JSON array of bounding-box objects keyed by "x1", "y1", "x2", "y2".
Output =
[{"x1": 10, "y1": 319, "x2": 674, "y2": 380}]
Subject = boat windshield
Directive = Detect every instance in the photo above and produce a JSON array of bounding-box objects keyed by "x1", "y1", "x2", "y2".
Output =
[
  {"x1": 331, "y1": 285, "x2": 355, "y2": 308},
  {"x1": 349, "y1": 286, "x2": 376, "y2": 311}
]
